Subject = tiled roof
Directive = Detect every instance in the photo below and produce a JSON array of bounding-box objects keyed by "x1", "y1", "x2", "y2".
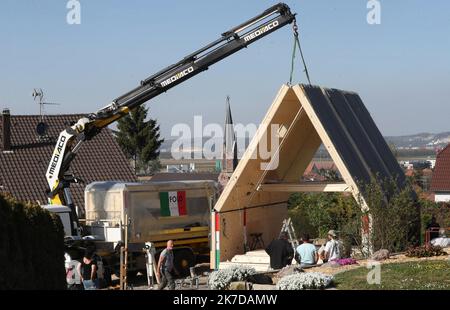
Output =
[
  {"x1": 0, "y1": 114, "x2": 136, "y2": 209},
  {"x1": 430, "y1": 144, "x2": 450, "y2": 192},
  {"x1": 302, "y1": 161, "x2": 340, "y2": 181},
  {"x1": 303, "y1": 161, "x2": 337, "y2": 175}
]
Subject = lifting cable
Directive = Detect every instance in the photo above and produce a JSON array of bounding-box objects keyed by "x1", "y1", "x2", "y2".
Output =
[{"x1": 289, "y1": 19, "x2": 312, "y2": 86}]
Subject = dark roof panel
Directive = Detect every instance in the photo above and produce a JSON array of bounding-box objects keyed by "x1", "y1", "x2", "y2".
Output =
[
  {"x1": 344, "y1": 92, "x2": 406, "y2": 184},
  {"x1": 302, "y1": 86, "x2": 370, "y2": 185},
  {"x1": 301, "y1": 85, "x2": 406, "y2": 194}
]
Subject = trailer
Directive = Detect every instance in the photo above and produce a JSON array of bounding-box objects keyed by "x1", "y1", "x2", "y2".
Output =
[{"x1": 83, "y1": 180, "x2": 218, "y2": 276}]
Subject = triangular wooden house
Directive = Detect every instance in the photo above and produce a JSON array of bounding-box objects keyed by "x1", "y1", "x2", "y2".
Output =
[{"x1": 211, "y1": 84, "x2": 406, "y2": 268}]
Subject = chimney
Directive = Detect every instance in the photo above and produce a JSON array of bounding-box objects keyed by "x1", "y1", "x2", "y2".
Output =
[{"x1": 2, "y1": 108, "x2": 11, "y2": 152}]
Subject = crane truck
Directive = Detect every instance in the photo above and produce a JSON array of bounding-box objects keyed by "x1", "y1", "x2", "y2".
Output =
[{"x1": 44, "y1": 3, "x2": 297, "y2": 285}]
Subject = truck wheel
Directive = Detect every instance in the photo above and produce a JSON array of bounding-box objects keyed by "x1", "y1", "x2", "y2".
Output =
[{"x1": 173, "y1": 248, "x2": 195, "y2": 278}]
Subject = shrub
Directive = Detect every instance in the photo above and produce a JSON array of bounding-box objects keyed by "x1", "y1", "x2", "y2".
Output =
[
  {"x1": 0, "y1": 194, "x2": 65, "y2": 289},
  {"x1": 288, "y1": 192, "x2": 362, "y2": 255},
  {"x1": 358, "y1": 177, "x2": 420, "y2": 253},
  {"x1": 276, "y1": 272, "x2": 333, "y2": 290},
  {"x1": 405, "y1": 245, "x2": 447, "y2": 258},
  {"x1": 420, "y1": 199, "x2": 450, "y2": 243},
  {"x1": 208, "y1": 265, "x2": 256, "y2": 290},
  {"x1": 289, "y1": 176, "x2": 421, "y2": 258}
]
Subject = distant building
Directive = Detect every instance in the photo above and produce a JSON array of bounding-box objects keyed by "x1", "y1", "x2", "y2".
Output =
[
  {"x1": 419, "y1": 168, "x2": 434, "y2": 192},
  {"x1": 143, "y1": 172, "x2": 219, "y2": 183},
  {"x1": 430, "y1": 144, "x2": 450, "y2": 202},
  {"x1": 405, "y1": 168, "x2": 415, "y2": 178},
  {"x1": 0, "y1": 109, "x2": 136, "y2": 211},
  {"x1": 159, "y1": 158, "x2": 218, "y2": 173},
  {"x1": 302, "y1": 161, "x2": 341, "y2": 181},
  {"x1": 426, "y1": 159, "x2": 436, "y2": 169}
]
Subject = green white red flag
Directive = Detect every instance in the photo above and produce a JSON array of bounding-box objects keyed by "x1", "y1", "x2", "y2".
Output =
[{"x1": 159, "y1": 191, "x2": 187, "y2": 216}]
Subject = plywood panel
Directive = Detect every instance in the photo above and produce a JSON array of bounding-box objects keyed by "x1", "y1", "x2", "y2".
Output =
[
  {"x1": 246, "y1": 203, "x2": 287, "y2": 248},
  {"x1": 215, "y1": 85, "x2": 294, "y2": 213}
]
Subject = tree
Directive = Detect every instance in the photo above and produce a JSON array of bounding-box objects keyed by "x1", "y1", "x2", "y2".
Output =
[
  {"x1": 288, "y1": 176, "x2": 422, "y2": 257},
  {"x1": 358, "y1": 177, "x2": 420, "y2": 253},
  {"x1": 116, "y1": 106, "x2": 164, "y2": 174},
  {"x1": 388, "y1": 142, "x2": 399, "y2": 159}
]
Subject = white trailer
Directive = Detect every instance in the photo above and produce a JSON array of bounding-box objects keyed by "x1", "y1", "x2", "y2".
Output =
[{"x1": 84, "y1": 180, "x2": 218, "y2": 276}]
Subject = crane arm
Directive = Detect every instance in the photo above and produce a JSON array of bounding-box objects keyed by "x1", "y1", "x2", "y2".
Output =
[{"x1": 46, "y1": 3, "x2": 296, "y2": 206}]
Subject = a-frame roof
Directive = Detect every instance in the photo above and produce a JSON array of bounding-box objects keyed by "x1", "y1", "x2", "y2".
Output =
[{"x1": 214, "y1": 84, "x2": 405, "y2": 213}]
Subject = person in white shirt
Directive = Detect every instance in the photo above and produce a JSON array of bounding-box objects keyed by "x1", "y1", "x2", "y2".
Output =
[{"x1": 323, "y1": 230, "x2": 341, "y2": 261}]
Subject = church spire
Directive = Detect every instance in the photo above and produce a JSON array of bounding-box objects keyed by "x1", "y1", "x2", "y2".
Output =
[{"x1": 223, "y1": 96, "x2": 238, "y2": 173}]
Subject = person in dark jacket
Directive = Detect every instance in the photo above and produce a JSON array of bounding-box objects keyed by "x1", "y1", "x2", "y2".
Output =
[
  {"x1": 265, "y1": 232, "x2": 294, "y2": 270},
  {"x1": 427, "y1": 216, "x2": 440, "y2": 240},
  {"x1": 77, "y1": 249, "x2": 98, "y2": 290}
]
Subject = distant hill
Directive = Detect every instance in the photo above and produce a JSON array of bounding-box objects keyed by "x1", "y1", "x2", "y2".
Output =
[
  {"x1": 158, "y1": 132, "x2": 450, "y2": 159},
  {"x1": 385, "y1": 132, "x2": 450, "y2": 149}
]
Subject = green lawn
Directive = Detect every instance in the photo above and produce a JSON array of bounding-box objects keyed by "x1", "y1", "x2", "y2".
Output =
[{"x1": 333, "y1": 260, "x2": 450, "y2": 290}]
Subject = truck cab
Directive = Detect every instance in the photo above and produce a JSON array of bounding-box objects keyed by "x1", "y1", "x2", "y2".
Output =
[{"x1": 42, "y1": 204, "x2": 79, "y2": 238}]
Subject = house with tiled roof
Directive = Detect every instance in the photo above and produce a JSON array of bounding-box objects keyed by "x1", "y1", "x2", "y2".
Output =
[
  {"x1": 0, "y1": 109, "x2": 137, "y2": 212},
  {"x1": 430, "y1": 144, "x2": 450, "y2": 202},
  {"x1": 302, "y1": 161, "x2": 341, "y2": 181}
]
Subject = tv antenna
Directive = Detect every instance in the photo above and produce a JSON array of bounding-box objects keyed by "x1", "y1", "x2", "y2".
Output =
[
  {"x1": 32, "y1": 88, "x2": 61, "y2": 138},
  {"x1": 32, "y1": 88, "x2": 61, "y2": 119}
]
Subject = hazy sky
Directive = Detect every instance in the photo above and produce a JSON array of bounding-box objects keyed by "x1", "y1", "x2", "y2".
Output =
[{"x1": 1, "y1": 0, "x2": 449, "y2": 139}]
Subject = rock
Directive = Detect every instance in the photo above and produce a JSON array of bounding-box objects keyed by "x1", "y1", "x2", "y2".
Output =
[
  {"x1": 275, "y1": 265, "x2": 302, "y2": 279},
  {"x1": 228, "y1": 281, "x2": 252, "y2": 290},
  {"x1": 247, "y1": 273, "x2": 273, "y2": 285},
  {"x1": 252, "y1": 284, "x2": 277, "y2": 290},
  {"x1": 193, "y1": 263, "x2": 211, "y2": 276},
  {"x1": 370, "y1": 249, "x2": 390, "y2": 261},
  {"x1": 322, "y1": 261, "x2": 340, "y2": 268}
]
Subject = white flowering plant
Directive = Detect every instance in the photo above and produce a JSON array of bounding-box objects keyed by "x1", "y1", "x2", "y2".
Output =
[
  {"x1": 276, "y1": 272, "x2": 334, "y2": 290},
  {"x1": 208, "y1": 265, "x2": 257, "y2": 290}
]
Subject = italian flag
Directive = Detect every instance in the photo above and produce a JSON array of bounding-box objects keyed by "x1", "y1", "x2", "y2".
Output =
[{"x1": 160, "y1": 191, "x2": 187, "y2": 217}]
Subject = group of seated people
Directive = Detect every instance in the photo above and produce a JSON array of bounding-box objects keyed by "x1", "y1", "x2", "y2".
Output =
[
  {"x1": 265, "y1": 230, "x2": 341, "y2": 270},
  {"x1": 296, "y1": 230, "x2": 341, "y2": 267}
]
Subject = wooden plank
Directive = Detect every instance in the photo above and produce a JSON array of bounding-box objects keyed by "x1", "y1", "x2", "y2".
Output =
[
  {"x1": 231, "y1": 255, "x2": 270, "y2": 264},
  {"x1": 258, "y1": 182, "x2": 351, "y2": 192},
  {"x1": 244, "y1": 250, "x2": 270, "y2": 257},
  {"x1": 214, "y1": 85, "x2": 293, "y2": 213},
  {"x1": 211, "y1": 85, "x2": 293, "y2": 264}
]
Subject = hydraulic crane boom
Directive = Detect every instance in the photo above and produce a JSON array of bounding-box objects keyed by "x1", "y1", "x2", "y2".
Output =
[{"x1": 46, "y1": 3, "x2": 296, "y2": 217}]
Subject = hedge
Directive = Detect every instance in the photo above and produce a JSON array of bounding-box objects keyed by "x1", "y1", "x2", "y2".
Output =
[{"x1": 0, "y1": 194, "x2": 66, "y2": 289}]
